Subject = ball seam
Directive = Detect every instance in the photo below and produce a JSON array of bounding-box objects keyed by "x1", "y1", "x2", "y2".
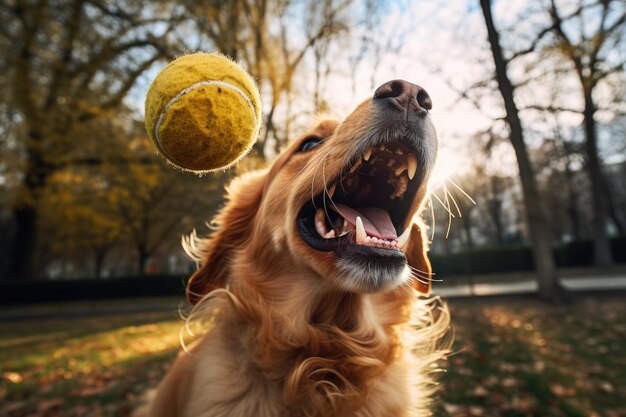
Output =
[{"x1": 153, "y1": 80, "x2": 258, "y2": 165}]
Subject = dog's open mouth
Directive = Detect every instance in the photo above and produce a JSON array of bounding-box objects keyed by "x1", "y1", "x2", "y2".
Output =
[{"x1": 297, "y1": 139, "x2": 425, "y2": 255}]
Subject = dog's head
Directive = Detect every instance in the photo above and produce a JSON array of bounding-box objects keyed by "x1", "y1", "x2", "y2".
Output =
[{"x1": 187, "y1": 80, "x2": 437, "y2": 303}]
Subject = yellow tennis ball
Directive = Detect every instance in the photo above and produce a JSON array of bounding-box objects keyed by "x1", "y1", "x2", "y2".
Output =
[{"x1": 145, "y1": 53, "x2": 262, "y2": 171}]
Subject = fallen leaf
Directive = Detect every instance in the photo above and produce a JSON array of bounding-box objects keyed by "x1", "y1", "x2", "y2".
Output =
[
  {"x1": 599, "y1": 381, "x2": 614, "y2": 393},
  {"x1": 502, "y1": 377, "x2": 517, "y2": 388},
  {"x1": 443, "y1": 403, "x2": 462, "y2": 414},
  {"x1": 3, "y1": 372, "x2": 23, "y2": 384},
  {"x1": 472, "y1": 385, "x2": 488, "y2": 397},
  {"x1": 37, "y1": 398, "x2": 64, "y2": 414},
  {"x1": 550, "y1": 383, "x2": 576, "y2": 397},
  {"x1": 468, "y1": 405, "x2": 484, "y2": 416},
  {"x1": 512, "y1": 394, "x2": 535, "y2": 412}
]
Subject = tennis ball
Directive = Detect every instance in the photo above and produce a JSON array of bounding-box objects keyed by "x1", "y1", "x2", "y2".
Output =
[{"x1": 145, "y1": 52, "x2": 262, "y2": 172}]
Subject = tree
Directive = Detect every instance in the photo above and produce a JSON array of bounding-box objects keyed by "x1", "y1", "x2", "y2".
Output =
[
  {"x1": 93, "y1": 121, "x2": 226, "y2": 276},
  {"x1": 479, "y1": 0, "x2": 568, "y2": 301},
  {"x1": 39, "y1": 171, "x2": 125, "y2": 279},
  {"x1": 0, "y1": 0, "x2": 182, "y2": 280},
  {"x1": 183, "y1": 0, "x2": 377, "y2": 156},
  {"x1": 546, "y1": 0, "x2": 625, "y2": 266}
]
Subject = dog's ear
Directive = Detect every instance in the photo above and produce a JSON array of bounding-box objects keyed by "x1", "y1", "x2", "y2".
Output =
[
  {"x1": 404, "y1": 222, "x2": 432, "y2": 295},
  {"x1": 185, "y1": 171, "x2": 267, "y2": 305}
]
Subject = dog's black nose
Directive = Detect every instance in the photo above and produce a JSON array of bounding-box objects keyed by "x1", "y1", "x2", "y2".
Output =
[{"x1": 373, "y1": 80, "x2": 432, "y2": 115}]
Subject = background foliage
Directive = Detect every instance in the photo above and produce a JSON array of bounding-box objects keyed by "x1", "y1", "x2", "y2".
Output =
[{"x1": 0, "y1": 0, "x2": 624, "y2": 289}]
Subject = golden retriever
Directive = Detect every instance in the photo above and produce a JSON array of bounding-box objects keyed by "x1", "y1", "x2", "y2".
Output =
[{"x1": 143, "y1": 80, "x2": 450, "y2": 417}]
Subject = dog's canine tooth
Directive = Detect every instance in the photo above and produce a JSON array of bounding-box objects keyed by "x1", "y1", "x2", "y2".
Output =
[
  {"x1": 387, "y1": 158, "x2": 396, "y2": 167},
  {"x1": 407, "y1": 155, "x2": 417, "y2": 180},
  {"x1": 397, "y1": 226, "x2": 411, "y2": 248},
  {"x1": 363, "y1": 147, "x2": 373, "y2": 161},
  {"x1": 315, "y1": 209, "x2": 328, "y2": 237},
  {"x1": 355, "y1": 216, "x2": 366, "y2": 244},
  {"x1": 395, "y1": 149, "x2": 404, "y2": 155},
  {"x1": 395, "y1": 163, "x2": 407, "y2": 176},
  {"x1": 325, "y1": 229, "x2": 336, "y2": 239}
]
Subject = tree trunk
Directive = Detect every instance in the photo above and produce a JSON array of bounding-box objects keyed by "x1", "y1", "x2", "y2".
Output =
[
  {"x1": 488, "y1": 198, "x2": 505, "y2": 244},
  {"x1": 582, "y1": 89, "x2": 614, "y2": 266},
  {"x1": 93, "y1": 248, "x2": 108, "y2": 279},
  {"x1": 600, "y1": 172, "x2": 625, "y2": 235},
  {"x1": 8, "y1": 133, "x2": 50, "y2": 281},
  {"x1": 138, "y1": 247, "x2": 148, "y2": 276},
  {"x1": 564, "y1": 158, "x2": 582, "y2": 240},
  {"x1": 8, "y1": 206, "x2": 38, "y2": 281},
  {"x1": 480, "y1": 0, "x2": 567, "y2": 302}
]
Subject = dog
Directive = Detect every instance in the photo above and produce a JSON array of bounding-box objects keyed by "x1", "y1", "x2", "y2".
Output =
[{"x1": 144, "y1": 80, "x2": 450, "y2": 417}]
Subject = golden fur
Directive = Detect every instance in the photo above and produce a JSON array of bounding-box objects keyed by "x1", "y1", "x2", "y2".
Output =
[{"x1": 140, "y1": 94, "x2": 451, "y2": 417}]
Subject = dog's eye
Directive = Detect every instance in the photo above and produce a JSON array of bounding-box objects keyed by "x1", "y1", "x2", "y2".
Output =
[{"x1": 299, "y1": 137, "x2": 322, "y2": 152}]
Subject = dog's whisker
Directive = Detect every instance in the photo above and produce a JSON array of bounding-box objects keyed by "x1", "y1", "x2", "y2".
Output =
[
  {"x1": 408, "y1": 270, "x2": 432, "y2": 282},
  {"x1": 322, "y1": 153, "x2": 332, "y2": 225},
  {"x1": 432, "y1": 192, "x2": 456, "y2": 218},
  {"x1": 443, "y1": 187, "x2": 453, "y2": 239},
  {"x1": 309, "y1": 148, "x2": 333, "y2": 209},
  {"x1": 408, "y1": 266, "x2": 443, "y2": 282},
  {"x1": 431, "y1": 191, "x2": 456, "y2": 219},
  {"x1": 321, "y1": 154, "x2": 343, "y2": 223},
  {"x1": 410, "y1": 273, "x2": 430, "y2": 286},
  {"x1": 449, "y1": 178, "x2": 477, "y2": 205},
  {"x1": 278, "y1": 149, "x2": 329, "y2": 194},
  {"x1": 429, "y1": 196, "x2": 436, "y2": 240},
  {"x1": 445, "y1": 183, "x2": 463, "y2": 218},
  {"x1": 407, "y1": 265, "x2": 437, "y2": 276}
]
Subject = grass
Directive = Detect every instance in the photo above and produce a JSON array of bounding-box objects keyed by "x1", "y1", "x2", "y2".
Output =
[
  {"x1": 0, "y1": 311, "x2": 184, "y2": 417},
  {"x1": 1, "y1": 295, "x2": 624, "y2": 417},
  {"x1": 434, "y1": 295, "x2": 625, "y2": 417}
]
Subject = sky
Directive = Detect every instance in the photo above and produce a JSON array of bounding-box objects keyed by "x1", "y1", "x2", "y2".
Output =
[
  {"x1": 128, "y1": 0, "x2": 624, "y2": 186},
  {"x1": 309, "y1": 0, "x2": 624, "y2": 184}
]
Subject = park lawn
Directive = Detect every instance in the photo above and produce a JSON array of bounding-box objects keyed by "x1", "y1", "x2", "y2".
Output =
[
  {"x1": 1, "y1": 295, "x2": 624, "y2": 417},
  {"x1": 435, "y1": 296, "x2": 625, "y2": 417},
  {"x1": 0, "y1": 311, "x2": 185, "y2": 417}
]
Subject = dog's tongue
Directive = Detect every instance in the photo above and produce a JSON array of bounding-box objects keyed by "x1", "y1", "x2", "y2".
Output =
[{"x1": 332, "y1": 204, "x2": 397, "y2": 239}]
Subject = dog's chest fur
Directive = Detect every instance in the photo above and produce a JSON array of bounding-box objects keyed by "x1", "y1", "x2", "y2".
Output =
[{"x1": 182, "y1": 321, "x2": 411, "y2": 417}]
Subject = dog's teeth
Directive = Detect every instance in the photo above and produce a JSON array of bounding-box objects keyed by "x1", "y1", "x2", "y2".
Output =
[
  {"x1": 379, "y1": 145, "x2": 386, "y2": 151},
  {"x1": 397, "y1": 226, "x2": 411, "y2": 249},
  {"x1": 395, "y1": 149, "x2": 404, "y2": 155},
  {"x1": 363, "y1": 147, "x2": 373, "y2": 161},
  {"x1": 315, "y1": 209, "x2": 328, "y2": 237},
  {"x1": 325, "y1": 230, "x2": 336, "y2": 239},
  {"x1": 407, "y1": 155, "x2": 417, "y2": 180},
  {"x1": 387, "y1": 158, "x2": 396, "y2": 167},
  {"x1": 395, "y1": 163, "x2": 407, "y2": 176},
  {"x1": 355, "y1": 216, "x2": 367, "y2": 244}
]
